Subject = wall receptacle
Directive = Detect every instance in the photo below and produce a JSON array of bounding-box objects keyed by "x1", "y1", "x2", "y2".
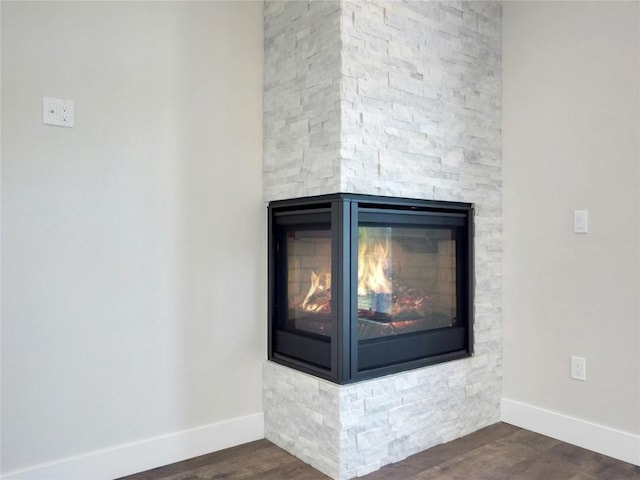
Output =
[
  {"x1": 43, "y1": 97, "x2": 74, "y2": 127},
  {"x1": 571, "y1": 355, "x2": 586, "y2": 381}
]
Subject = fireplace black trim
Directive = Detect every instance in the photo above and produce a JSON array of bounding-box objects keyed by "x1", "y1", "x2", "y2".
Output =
[{"x1": 268, "y1": 193, "x2": 474, "y2": 384}]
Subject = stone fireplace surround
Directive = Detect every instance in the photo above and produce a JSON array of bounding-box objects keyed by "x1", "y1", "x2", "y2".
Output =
[{"x1": 263, "y1": 1, "x2": 502, "y2": 479}]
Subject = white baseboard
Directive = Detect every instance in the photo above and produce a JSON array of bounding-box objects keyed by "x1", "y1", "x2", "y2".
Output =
[
  {"x1": 1, "y1": 412, "x2": 264, "y2": 480},
  {"x1": 501, "y1": 398, "x2": 640, "y2": 466}
]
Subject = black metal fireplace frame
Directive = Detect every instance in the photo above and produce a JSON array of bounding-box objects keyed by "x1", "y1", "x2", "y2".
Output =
[{"x1": 268, "y1": 193, "x2": 474, "y2": 384}]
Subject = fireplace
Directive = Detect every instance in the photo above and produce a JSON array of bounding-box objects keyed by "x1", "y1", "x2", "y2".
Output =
[{"x1": 268, "y1": 193, "x2": 474, "y2": 384}]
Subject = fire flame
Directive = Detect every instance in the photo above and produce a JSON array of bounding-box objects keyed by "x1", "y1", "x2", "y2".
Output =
[
  {"x1": 301, "y1": 236, "x2": 393, "y2": 313},
  {"x1": 302, "y1": 271, "x2": 331, "y2": 312},
  {"x1": 358, "y1": 238, "x2": 392, "y2": 296}
]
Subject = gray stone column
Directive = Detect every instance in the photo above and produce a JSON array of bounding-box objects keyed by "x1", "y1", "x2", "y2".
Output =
[{"x1": 263, "y1": 2, "x2": 502, "y2": 479}]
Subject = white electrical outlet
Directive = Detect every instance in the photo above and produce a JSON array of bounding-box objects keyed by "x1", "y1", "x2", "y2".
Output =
[
  {"x1": 59, "y1": 100, "x2": 74, "y2": 126},
  {"x1": 43, "y1": 97, "x2": 74, "y2": 127},
  {"x1": 571, "y1": 355, "x2": 586, "y2": 381}
]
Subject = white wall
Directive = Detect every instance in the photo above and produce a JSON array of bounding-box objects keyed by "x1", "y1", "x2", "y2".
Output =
[
  {"x1": 502, "y1": 0, "x2": 640, "y2": 459},
  {"x1": 1, "y1": 1, "x2": 264, "y2": 477}
]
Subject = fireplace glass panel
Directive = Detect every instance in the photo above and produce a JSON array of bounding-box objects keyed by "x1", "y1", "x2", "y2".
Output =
[
  {"x1": 286, "y1": 229, "x2": 332, "y2": 337},
  {"x1": 271, "y1": 210, "x2": 334, "y2": 371},
  {"x1": 356, "y1": 226, "x2": 457, "y2": 341},
  {"x1": 269, "y1": 194, "x2": 473, "y2": 383}
]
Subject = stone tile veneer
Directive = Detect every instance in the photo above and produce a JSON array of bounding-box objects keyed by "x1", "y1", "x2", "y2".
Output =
[
  {"x1": 263, "y1": 1, "x2": 502, "y2": 479},
  {"x1": 265, "y1": 355, "x2": 501, "y2": 479},
  {"x1": 264, "y1": 0, "x2": 343, "y2": 200}
]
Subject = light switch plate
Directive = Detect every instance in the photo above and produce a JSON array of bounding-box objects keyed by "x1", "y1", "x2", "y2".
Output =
[{"x1": 573, "y1": 210, "x2": 588, "y2": 233}]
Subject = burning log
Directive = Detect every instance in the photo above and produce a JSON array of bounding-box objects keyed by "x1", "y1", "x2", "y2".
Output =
[{"x1": 296, "y1": 234, "x2": 445, "y2": 331}]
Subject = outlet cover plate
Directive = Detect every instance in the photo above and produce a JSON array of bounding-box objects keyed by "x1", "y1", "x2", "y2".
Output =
[
  {"x1": 571, "y1": 355, "x2": 586, "y2": 381},
  {"x1": 43, "y1": 97, "x2": 74, "y2": 127}
]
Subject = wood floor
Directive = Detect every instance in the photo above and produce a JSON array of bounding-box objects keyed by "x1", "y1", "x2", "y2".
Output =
[{"x1": 119, "y1": 422, "x2": 640, "y2": 480}]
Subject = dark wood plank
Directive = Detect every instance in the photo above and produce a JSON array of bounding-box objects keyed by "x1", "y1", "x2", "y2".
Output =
[
  {"x1": 118, "y1": 423, "x2": 640, "y2": 480},
  {"x1": 362, "y1": 423, "x2": 520, "y2": 479}
]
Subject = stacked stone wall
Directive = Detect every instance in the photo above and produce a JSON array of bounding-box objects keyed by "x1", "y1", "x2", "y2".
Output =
[
  {"x1": 264, "y1": 1, "x2": 343, "y2": 200},
  {"x1": 264, "y1": 2, "x2": 502, "y2": 479}
]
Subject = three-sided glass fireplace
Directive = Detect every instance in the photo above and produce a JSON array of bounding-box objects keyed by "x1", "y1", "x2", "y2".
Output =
[{"x1": 268, "y1": 193, "x2": 473, "y2": 384}]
